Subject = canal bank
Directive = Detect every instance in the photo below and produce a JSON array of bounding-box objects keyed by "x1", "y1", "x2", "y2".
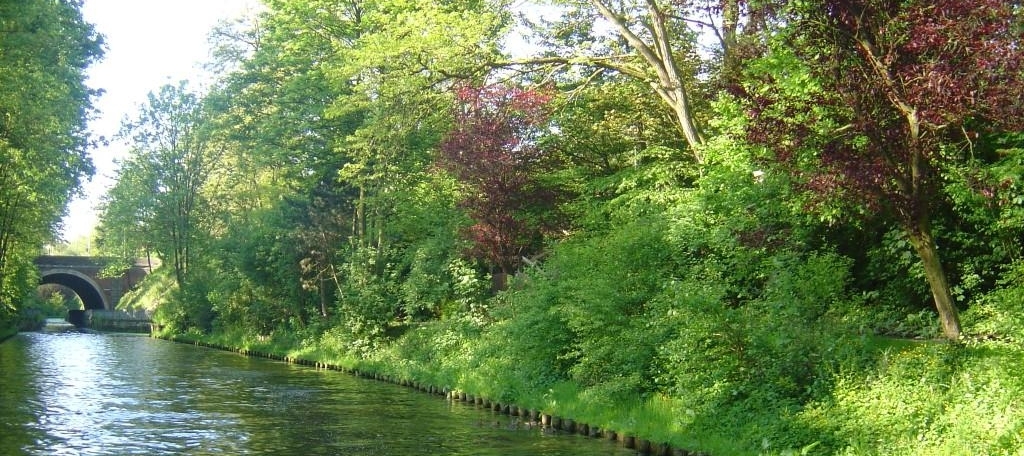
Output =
[{"x1": 156, "y1": 330, "x2": 704, "y2": 456}]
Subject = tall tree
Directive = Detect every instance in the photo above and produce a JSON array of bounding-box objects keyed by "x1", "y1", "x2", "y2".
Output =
[
  {"x1": 510, "y1": 0, "x2": 777, "y2": 163},
  {"x1": 96, "y1": 154, "x2": 155, "y2": 262},
  {"x1": 202, "y1": 0, "x2": 367, "y2": 323},
  {"x1": 745, "y1": 0, "x2": 1024, "y2": 339},
  {"x1": 0, "y1": 0, "x2": 102, "y2": 308},
  {"x1": 112, "y1": 82, "x2": 219, "y2": 288},
  {"x1": 326, "y1": 0, "x2": 510, "y2": 250}
]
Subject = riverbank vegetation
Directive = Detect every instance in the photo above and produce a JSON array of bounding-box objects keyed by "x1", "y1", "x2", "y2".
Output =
[
  {"x1": 119, "y1": 1, "x2": 1021, "y2": 453},
  {"x1": 3, "y1": 0, "x2": 1023, "y2": 454},
  {"x1": 115, "y1": 1, "x2": 1024, "y2": 453}
]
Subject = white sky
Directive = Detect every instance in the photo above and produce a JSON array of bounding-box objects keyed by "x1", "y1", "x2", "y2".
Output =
[{"x1": 62, "y1": 0, "x2": 261, "y2": 241}]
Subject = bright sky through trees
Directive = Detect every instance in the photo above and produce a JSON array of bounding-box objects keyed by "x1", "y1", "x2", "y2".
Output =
[{"x1": 62, "y1": 0, "x2": 260, "y2": 242}]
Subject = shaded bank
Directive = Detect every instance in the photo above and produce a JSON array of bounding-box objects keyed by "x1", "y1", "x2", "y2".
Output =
[{"x1": 0, "y1": 322, "x2": 15, "y2": 343}]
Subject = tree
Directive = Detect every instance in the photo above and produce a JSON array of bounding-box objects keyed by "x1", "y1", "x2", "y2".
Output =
[
  {"x1": 0, "y1": 0, "x2": 102, "y2": 308},
  {"x1": 203, "y1": 0, "x2": 370, "y2": 325},
  {"x1": 96, "y1": 154, "x2": 157, "y2": 264},
  {"x1": 508, "y1": 0, "x2": 778, "y2": 164},
  {"x1": 112, "y1": 82, "x2": 220, "y2": 288},
  {"x1": 324, "y1": 0, "x2": 510, "y2": 253},
  {"x1": 438, "y1": 84, "x2": 559, "y2": 280},
  {"x1": 745, "y1": 0, "x2": 1024, "y2": 339}
]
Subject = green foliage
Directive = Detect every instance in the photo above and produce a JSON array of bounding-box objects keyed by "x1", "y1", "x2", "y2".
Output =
[
  {"x1": 650, "y1": 252, "x2": 860, "y2": 451},
  {"x1": 938, "y1": 139, "x2": 1024, "y2": 303},
  {"x1": 331, "y1": 244, "x2": 399, "y2": 354},
  {"x1": 548, "y1": 218, "x2": 677, "y2": 397},
  {"x1": 0, "y1": 249, "x2": 38, "y2": 316},
  {"x1": 202, "y1": 201, "x2": 319, "y2": 335},
  {"x1": 0, "y1": 0, "x2": 102, "y2": 311},
  {"x1": 14, "y1": 288, "x2": 81, "y2": 331},
  {"x1": 962, "y1": 260, "x2": 1024, "y2": 344},
  {"x1": 803, "y1": 341, "x2": 1024, "y2": 455},
  {"x1": 116, "y1": 266, "x2": 174, "y2": 312},
  {"x1": 96, "y1": 1, "x2": 1024, "y2": 454},
  {"x1": 390, "y1": 173, "x2": 471, "y2": 320},
  {"x1": 468, "y1": 281, "x2": 574, "y2": 398},
  {"x1": 140, "y1": 266, "x2": 214, "y2": 335},
  {"x1": 103, "y1": 82, "x2": 217, "y2": 288},
  {"x1": 152, "y1": 279, "x2": 214, "y2": 334},
  {"x1": 863, "y1": 228, "x2": 930, "y2": 305},
  {"x1": 0, "y1": 317, "x2": 15, "y2": 342},
  {"x1": 35, "y1": 285, "x2": 83, "y2": 314},
  {"x1": 13, "y1": 297, "x2": 47, "y2": 331}
]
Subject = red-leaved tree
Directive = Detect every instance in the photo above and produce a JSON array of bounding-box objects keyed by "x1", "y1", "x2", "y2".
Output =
[
  {"x1": 438, "y1": 84, "x2": 558, "y2": 281},
  {"x1": 746, "y1": 0, "x2": 1024, "y2": 339}
]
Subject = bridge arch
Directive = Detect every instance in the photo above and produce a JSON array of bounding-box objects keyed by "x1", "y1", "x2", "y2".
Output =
[
  {"x1": 38, "y1": 269, "x2": 110, "y2": 310},
  {"x1": 34, "y1": 256, "x2": 154, "y2": 311}
]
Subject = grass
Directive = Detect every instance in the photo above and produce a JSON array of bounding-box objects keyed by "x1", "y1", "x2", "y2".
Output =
[
  {"x1": 117, "y1": 269, "x2": 177, "y2": 312},
  {"x1": 155, "y1": 322, "x2": 743, "y2": 453}
]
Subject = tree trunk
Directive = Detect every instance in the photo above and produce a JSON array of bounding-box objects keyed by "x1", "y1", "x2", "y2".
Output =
[
  {"x1": 661, "y1": 86, "x2": 704, "y2": 161},
  {"x1": 906, "y1": 224, "x2": 962, "y2": 340},
  {"x1": 589, "y1": 0, "x2": 705, "y2": 162},
  {"x1": 319, "y1": 274, "x2": 328, "y2": 318}
]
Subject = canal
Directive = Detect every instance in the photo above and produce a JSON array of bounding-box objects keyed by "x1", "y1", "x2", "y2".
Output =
[{"x1": 0, "y1": 330, "x2": 637, "y2": 455}]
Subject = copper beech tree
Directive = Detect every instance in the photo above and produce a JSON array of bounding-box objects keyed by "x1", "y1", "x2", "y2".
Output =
[
  {"x1": 438, "y1": 84, "x2": 558, "y2": 284},
  {"x1": 746, "y1": 0, "x2": 1024, "y2": 339}
]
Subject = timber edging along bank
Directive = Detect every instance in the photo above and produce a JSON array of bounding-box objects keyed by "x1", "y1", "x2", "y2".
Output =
[{"x1": 155, "y1": 334, "x2": 705, "y2": 456}]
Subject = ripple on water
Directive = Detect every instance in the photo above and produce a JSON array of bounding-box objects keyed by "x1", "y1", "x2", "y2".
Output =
[{"x1": 2, "y1": 332, "x2": 638, "y2": 456}]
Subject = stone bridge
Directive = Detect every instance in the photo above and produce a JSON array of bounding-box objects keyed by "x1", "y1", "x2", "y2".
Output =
[{"x1": 34, "y1": 256, "x2": 153, "y2": 311}]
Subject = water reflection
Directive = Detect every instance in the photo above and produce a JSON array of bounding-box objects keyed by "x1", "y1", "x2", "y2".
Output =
[{"x1": 0, "y1": 332, "x2": 636, "y2": 455}]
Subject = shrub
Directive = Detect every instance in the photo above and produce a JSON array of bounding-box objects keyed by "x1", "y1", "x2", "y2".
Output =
[
  {"x1": 542, "y1": 217, "x2": 679, "y2": 397},
  {"x1": 804, "y1": 339, "x2": 1024, "y2": 455},
  {"x1": 962, "y1": 260, "x2": 1024, "y2": 343}
]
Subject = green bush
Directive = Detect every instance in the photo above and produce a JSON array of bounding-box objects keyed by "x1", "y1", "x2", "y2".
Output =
[
  {"x1": 332, "y1": 245, "x2": 399, "y2": 355},
  {"x1": 804, "y1": 340, "x2": 1024, "y2": 455},
  {"x1": 399, "y1": 242, "x2": 453, "y2": 320},
  {"x1": 546, "y1": 218, "x2": 678, "y2": 397},
  {"x1": 651, "y1": 251, "x2": 864, "y2": 452},
  {"x1": 0, "y1": 315, "x2": 16, "y2": 340},
  {"x1": 469, "y1": 277, "x2": 574, "y2": 399},
  {"x1": 962, "y1": 260, "x2": 1024, "y2": 343},
  {"x1": 152, "y1": 271, "x2": 216, "y2": 335}
]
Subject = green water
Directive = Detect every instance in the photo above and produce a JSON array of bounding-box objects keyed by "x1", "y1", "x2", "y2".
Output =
[{"x1": 0, "y1": 331, "x2": 637, "y2": 455}]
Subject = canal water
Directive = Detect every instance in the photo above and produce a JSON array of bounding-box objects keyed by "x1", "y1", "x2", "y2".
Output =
[{"x1": 0, "y1": 330, "x2": 637, "y2": 455}]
